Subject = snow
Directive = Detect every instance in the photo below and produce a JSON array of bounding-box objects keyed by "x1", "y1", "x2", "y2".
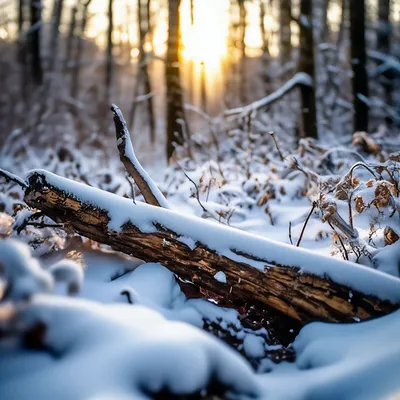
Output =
[
  {"x1": 26, "y1": 169, "x2": 400, "y2": 304},
  {"x1": 2, "y1": 232, "x2": 400, "y2": 399},
  {"x1": 259, "y1": 309, "x2": 400, "y2": 400},
  {"x1": 243, "y1": 334, "x2": 265, "y2": 359},
  {"x1": 214, "y1": 271, "x2": 227, "y2": 283},
  {"x1": 0, "y1": 295, "x2": 260, "y2": 399}
]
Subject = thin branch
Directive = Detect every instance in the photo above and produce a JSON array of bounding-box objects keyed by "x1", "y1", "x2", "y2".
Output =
[
  {"x1": 111, "y1": 104, "x2": 170, "y2": 208},
  {"x1": 181, "y1": 169, "x2": 208, "y2": 214},
  {"x1": 270, "y1": 131, "x2": 284, "y2": 161},
  {"x1": 0, "y1": 169, "x2": 27, "y2": 189},
  {"x1": 296, "y1": 202, "x2": 316, "y2": 247},
  {"x1": 328, "y1": 220, "x2": 349, "y2": 261},
  {"x1": 289, "y1": 221, "x2": 293, "y2": 245}
]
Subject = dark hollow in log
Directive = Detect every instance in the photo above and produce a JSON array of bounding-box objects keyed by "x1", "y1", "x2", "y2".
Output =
[{"x1": 24, "y1": 171, "x2": 399, "y2": 331}]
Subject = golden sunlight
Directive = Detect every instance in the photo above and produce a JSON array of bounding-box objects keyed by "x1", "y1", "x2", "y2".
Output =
[{"x1": 180, "y1": 0, "x2": 230, "y2": 70}]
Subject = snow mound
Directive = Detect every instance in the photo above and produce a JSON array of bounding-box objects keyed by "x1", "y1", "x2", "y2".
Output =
[{"x1": 1, "y1": 295, "x2": 260, "y2": 399}]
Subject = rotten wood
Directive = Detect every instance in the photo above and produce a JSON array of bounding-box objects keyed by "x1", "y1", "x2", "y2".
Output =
[{"x1": 23, "y1": 171, "x2": 399, "y2": 327}]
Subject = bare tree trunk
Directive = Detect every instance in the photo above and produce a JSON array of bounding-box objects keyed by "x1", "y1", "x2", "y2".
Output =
[
  {"x1": 129, "y1": 0, "x2": 156, "y2": 143},
  {"x1": 17, "y1": 0, "x2": 29, "y2": 104},
  {"x1": 200, "y1": 61, "x2": 207, "y2": 112},
  {"x1": 105, "y1": 0, "x2": 113, "y2": 104},
  {"x1": 64, "y1": 5, "x2": 77, "y2": 70},
  {"x1": 377, "y1": 0, "x2": 392, "y2": 108},
  {"x1": 29, "y1": 0, "x2": 43, "y2": 85},
  {"x1": 100, "y1": 0, "x2": 114, "y2": 134},
  {"x1": 298, "y1": 0, "x2": 318, "y2": 139},
  {"x1": 349, "y1": 0, "x2": 369, "y2": 132},
  {"x1": 259, "y1": 0, "x2": 271, "y2": 93},
  {"x1": 166, "y1": 0, "x2": 187, "y2": 159},
  {"x1": 48, "y1": 0, "x2": 64, "y2": 73},
  {"x1": 279, "y1": 0, "x2": 292, "y2": 77},
  {"x1": 70, "y1": 0, "x2": 91, "y2": 99},
  {"x1": 238, "y1": 0, "x2": 246, "y2": 103}
]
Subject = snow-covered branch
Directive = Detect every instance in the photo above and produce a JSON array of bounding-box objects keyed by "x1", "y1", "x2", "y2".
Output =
[
  {"x1": 224, "y1": 73, "x2": 313, "y2": 118},
  {"x1": 111, "y1": 104, "x2": 170, "y2": 209}
]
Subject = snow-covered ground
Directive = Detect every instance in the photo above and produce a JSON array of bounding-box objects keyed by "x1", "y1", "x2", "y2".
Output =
[{"x1": 1, "y1": 126, "x2": 400, "y2": 399}]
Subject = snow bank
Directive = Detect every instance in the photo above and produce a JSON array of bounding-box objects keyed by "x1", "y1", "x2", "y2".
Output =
[
  {"x1": 260, "y1": 309, "x2": 400, "y2": 400},
  {"x1": 0, "y1": 295, "x2": 260, "y2": 399}
]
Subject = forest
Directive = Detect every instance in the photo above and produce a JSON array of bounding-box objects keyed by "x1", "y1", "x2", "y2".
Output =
[{"x1": 0, "y1": 0, "x2": 399, "y2": 399}]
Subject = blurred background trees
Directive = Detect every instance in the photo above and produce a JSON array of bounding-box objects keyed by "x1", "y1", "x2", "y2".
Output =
[{"x1": 0, "y1": 0, "x2": 399, "y2": 161}]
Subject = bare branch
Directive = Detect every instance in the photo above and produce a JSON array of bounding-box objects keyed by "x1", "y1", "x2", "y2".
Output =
[
  {"x1": 111, "y1": 104, "x2": 170, "y2": 209},
  {"x1": 0, "y1": 169, "x2": 27, "y2": 189}
]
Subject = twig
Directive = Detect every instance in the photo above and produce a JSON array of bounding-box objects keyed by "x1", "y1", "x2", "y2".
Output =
[
  {"x1": 181, "y1": 169, "x2": 208, "y2": 214},
  {"x1": 296, "y1": 202, "x2": 316, "y2": 247},
  {"x1": 0, "y1": 169, "x2": 27, "y2": 189},
  {"x1": 348, "y1": 191, "x2": 354, "y2": 229},
  {"x1": 328, "y1": 220, "x2": 349, "y2": 261},
  {"x1": 111, "y1": 104, "x2": 170, "y2": 209},
  {"x1": 288, "y1": 221, "x2": 293, "y2": 245},
  {"x1": 270, "y1": 131, "x2": 284, "y2": 161}
]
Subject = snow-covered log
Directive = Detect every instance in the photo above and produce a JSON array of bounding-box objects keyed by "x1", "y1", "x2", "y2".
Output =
[{"x1": 23, "y1": 170, "x2": 400, "y2": 325}]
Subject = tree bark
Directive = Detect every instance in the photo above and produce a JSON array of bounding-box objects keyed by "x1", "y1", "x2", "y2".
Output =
[
  {"x1": 48, "y1": 0, "x2": 64, "y2": 73},
  {"x1": 377, "y1": 0, "x2": 392, "y2": 108},
  {"x1": 280, "y1": 0, "x2": 292, "y2": 77},
  {"x1": 259, "y1": 0, "x2": 271, "y2": 93},
  {"x1": 70, "y1": 0, "x2": 91, "y2": 99},
  {"x1": 29, "y1": 0, "x2": 43, "y2": 85},
  {"x1": 298, "y1": 0, "x2": 318, "y2": 139},
  {"x1": 64, "y1": 5, "x2": 77, "y2": 70},
  {"x1": 166, "y1": 0, "x2": 187, "y2": 159},
  {"x1": 128, "y1": 0, "x2": 156, "y2": 143},
  {"x1": 23, "y1": 171, "x2": 399, "y2": 327},
  {"x1": 349, "y1": 0, "x2": 369, "y2": 132},
  {"x1": 238, "y1": 0, "x2": 247, "y2": 103}
]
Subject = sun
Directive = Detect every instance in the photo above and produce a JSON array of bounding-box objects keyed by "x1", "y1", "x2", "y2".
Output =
[{"x1": 180, "y1": 0, "x2": 230, "y2": 71}]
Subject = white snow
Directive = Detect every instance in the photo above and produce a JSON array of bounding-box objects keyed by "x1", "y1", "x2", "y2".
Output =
[
  {"x1": 259, "y1": 309, "x2": 400, "y2": 400},
  {"x1": 214, "y1": 271, "x2": 227, "y2": 284},
  {"x1": 0, "y1": 295, "x2": 260, "y2": 399}
]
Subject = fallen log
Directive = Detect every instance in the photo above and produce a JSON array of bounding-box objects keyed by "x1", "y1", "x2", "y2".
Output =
[{"x1": 22, "y1": 169, "x2": 400, "y2": 326}]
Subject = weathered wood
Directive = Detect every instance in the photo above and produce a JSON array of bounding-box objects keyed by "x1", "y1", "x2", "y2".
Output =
[{"x1": 23, "y1": 171, "x2": 399, "y2": 326}]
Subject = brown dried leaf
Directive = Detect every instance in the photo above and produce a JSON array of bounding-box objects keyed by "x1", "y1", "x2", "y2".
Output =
[
  {"x1": 384, "y1": 227, "x2": 399, "y2": 246},
  {"x1": 354, "y1": 196, "x2": 366, "y2": 213}
]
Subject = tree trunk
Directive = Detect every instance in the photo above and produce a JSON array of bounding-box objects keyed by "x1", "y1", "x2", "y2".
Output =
[
  {"x1": 64, "y1": 5, "x2": 77, "y2": 70},
  {"x1": 29, "y1": 0, "x2": 43, "y2": 85},
  {"x1": 298, "y1": 0, "x2": 318, "y2": 139},
  {"x1": 103, "y1": 0, "x2": 114, "y2": 133},
  {"x1": 128, "y1": 0, "x2": 156, "y2": 143},
  {"x1": 349, "y1": 0, "x2": 369, "y2": 132},
  {"x1": 23, "y1": 170, "x2": 399, "y2": 326},
  {"x1": 70, "y1": 0, "x2": 91, "y2": 99},
  {"x1": 238, "y1": 0, "x2": 246, "y2": 103},
  {"x1": 279, "y1": 0, "x2": 292, "y2": 77},
  {"x1": 48, "y1": 0, "x2": 64, "y2": 73},
  {"x1": 259, "y1": 0, "x2": 271, "y2": 93},
  {"x1": 166, "y1": 0, "x2": 187, "y2": 159},
  {"x1": 377, "y1": 0, "x2": 392, "y2": 108}
]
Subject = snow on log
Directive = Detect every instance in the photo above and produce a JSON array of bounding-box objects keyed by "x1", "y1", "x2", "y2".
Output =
[
  {"x1": 23, "y1": 169, "x2": 400, "y2": 324},
  {"x1": 111, "y1": 104, "x2": 170, "y2": 209},
  {"x1": 224, "y1": 73, "x2": 313, "y2": 118}
]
